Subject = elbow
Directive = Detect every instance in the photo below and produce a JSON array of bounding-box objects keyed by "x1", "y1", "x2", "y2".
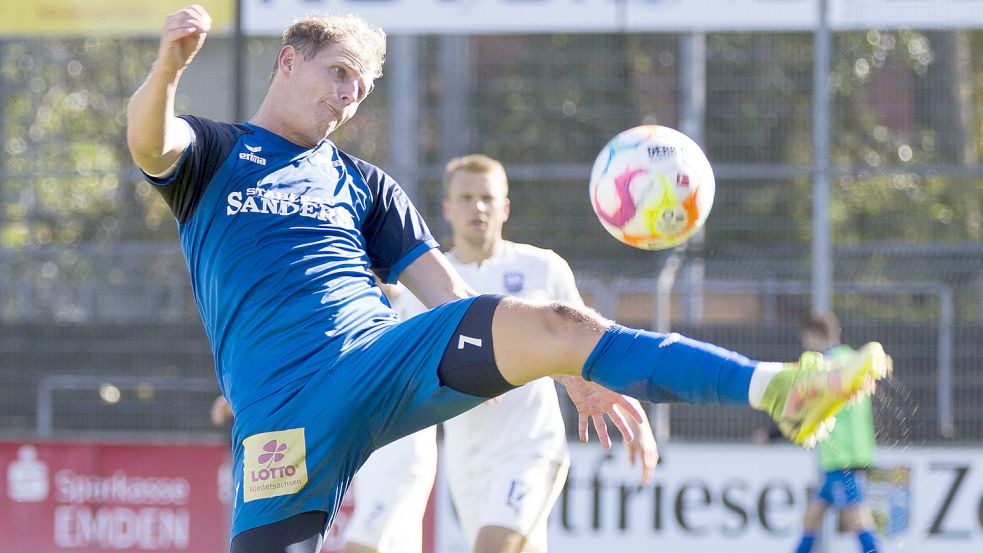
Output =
[{"x1": 125, "y1": 114, "x2": 152, "y2": 163}]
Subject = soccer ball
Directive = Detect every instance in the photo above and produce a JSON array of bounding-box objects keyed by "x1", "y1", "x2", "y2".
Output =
[{"x1": 589, "y1": 125, "x2": 715, "y2": 250}]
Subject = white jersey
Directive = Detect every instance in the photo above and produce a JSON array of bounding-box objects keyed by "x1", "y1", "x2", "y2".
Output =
[
  {"x1": 344, "y1": 426, "x2": 437, "y2": 553},
  {"x1": 391, "y1": 241, "x2": 578, "y2": 550},
  {"x1": 392, "y1": 240, "x2": 577, "y2": 470},
  {"x1": 354, "y1": 241, "x2": 580, "y2": 551}
]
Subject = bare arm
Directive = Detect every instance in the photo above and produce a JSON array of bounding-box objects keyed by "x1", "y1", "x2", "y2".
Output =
[
  {"x1": 397, "y1": 249, "x2": 475, "y2": 309},
  {"x1": 126, "y1": 5, "x2": 211, "y2": 175}
]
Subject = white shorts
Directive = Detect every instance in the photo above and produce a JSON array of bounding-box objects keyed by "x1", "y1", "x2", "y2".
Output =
[
  {"x1": 447, "y1": 454, "x2": 569, "y2": 552},
  {"x1": 343, "y1": 426, "x2": 438, "y2": 553}
]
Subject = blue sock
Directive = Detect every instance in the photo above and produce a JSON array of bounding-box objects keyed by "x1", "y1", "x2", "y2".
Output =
[
  {"x1": 795, "y1": 534, "x2": 816, "y2": 553},
  {"x1": 857, "y1": 530, "x2": 878, "y2": 553},
  {"x1": 582, "y1": 324, "x2": 757, "y2": 404}
]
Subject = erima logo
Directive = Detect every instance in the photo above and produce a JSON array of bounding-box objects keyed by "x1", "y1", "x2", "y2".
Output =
[
  {"x1": 239, "y1": 144, "x2": 267, "y2": 165},
  {"x1": 458, "y1": 335, "x2": 483, "y2": 349}
]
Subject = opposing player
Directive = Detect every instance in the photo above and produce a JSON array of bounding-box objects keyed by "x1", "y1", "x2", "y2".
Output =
[
  {"x1": 793, "y1": 312, "x2": 881, "y2": 553},
  {"x1": 126, "y1": 6, "x2": 890, "y2": 552},
  {"x1": 341, "y1": 155, "x2": 658, "y2": 553},
  {"x1": 341, "y1": 420, "x2": 437, "y2": 553}
]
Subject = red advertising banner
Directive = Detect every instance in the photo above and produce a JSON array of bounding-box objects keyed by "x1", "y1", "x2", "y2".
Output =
[
  {"x1": 0, "y1": 440, "x2": 231, "y2": 553},
  {"x1": 1, "y1": 440, "x2": 430, "y2": 553}
]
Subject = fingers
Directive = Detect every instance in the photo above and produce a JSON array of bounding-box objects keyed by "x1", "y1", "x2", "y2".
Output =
[
  {"x1": 210, "y1": 395, "x2": 230, "y2": 426},
  {"x1": 163, "y1": 6, "x2": 211, "y2": 39},
  {"x1": 155, "y1": 5, "x2": 213, "y2": 74},
  {"x1": 623, "y1": 433, "x2": 656, "y2": 483},
  {"x1": 630, "y1": 440, "x2": 654, "y2": 483},
  {"x1": 592, "y1": 414, "x2": 612, "y2": 449},
  {"x1": 642, "y1": 440, "x2": 657, "y2": 483},
  {"x1": 578, "y1": 413, "x2": 589, "y2": 444},
  {"x1": 641, "y1": 455, "x2": 655, "y2": 483},
  {"x1": 614, "y1": 394, "x2": 646, "y2": 425},
  {"x1": 608, "y1": 405, "x2": 635, "y2": 444},
  {"x1": 625, "y1": 441, "x2": 637, "y2": 466}
]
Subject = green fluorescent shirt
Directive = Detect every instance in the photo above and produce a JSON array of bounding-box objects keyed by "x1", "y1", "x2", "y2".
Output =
[{"x1": 818, "y1": 345, "x2": 877, "y2": 470}]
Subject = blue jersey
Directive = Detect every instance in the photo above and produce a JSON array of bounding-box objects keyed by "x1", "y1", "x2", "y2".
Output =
[{"x1": 145, "y1": 116, "x2": 437, "y2": 412}]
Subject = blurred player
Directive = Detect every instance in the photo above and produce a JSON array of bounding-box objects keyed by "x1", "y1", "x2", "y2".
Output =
[
  {"x1": 126, "y1": 5, "x2": 890, "y2": 552},
  {"x1": 211, "y1": 395, "x2": 233, "y2": 428},
  {"x1": 341, "y1": 155, "x2": 657, "y2": 553},
  {"x1": 793, "y1": 312, "x2": 881, "y2": 553},
  {"x1": 342, "y1": 421, "x2": 437, "y2": 553}
]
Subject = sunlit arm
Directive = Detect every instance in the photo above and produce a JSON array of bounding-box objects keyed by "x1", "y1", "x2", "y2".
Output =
[
  {"x1": 126, "y1": 68, "x2": 191, "y2": 176},
  {"x1": 126, "y1": 5, "x2": 210, "y2": 175},
  {"x1": 398, "y1": 249, "x2": 476, "y2": 309}
]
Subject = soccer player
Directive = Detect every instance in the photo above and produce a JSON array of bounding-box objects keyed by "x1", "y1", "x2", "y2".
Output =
[
  {"x1": 793, "y1": 312, "x2": 881, "y2": 553},
  {"x1": 125, "y1": 6, "x2": 890, "y2": 552},
  {"x1": 341, "y1": 155, "x2": 658, "y2": 553},
  {"x1": 341, "y1": 419, "x2": 438, "y2": 553}
]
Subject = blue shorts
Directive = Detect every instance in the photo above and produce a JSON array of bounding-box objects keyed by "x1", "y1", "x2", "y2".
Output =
[
  {"x1": 815, "y1": 469, "x2": 866, "y2": 508},
  {"x1": 228, "y1": 297, "x2": 489, "y2": 539}
]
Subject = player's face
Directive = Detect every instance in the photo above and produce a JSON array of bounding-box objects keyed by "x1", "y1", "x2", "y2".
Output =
[
  {"x1": 282, "y1": 40, "x2": 374, "y2": 144},
  {"x1": 443, "y1": 170, "x2": 510, "y2": 248},
  {"x1": 800, "y1": 329, "x2": 828, "y2": 352}
]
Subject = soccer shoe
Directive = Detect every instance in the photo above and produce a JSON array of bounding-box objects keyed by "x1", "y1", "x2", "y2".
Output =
[{"x1": 759, "y1": 342, "x2": 892, "y2": 448}]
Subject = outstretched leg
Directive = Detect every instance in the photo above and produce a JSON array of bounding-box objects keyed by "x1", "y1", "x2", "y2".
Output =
[{"x1": 482, "y1": 297, "x2": 890, "y2": 446}]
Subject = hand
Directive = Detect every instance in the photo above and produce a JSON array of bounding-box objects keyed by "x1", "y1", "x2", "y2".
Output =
[
  {"x1": 751, "y1": 428, "x2": 771, "y2": 445},
  {"x1": 210, "y1": 395, "x2": 232, "y2": 427},
  {"x1": 157, "y1": 5, "x2": 212, "y2": 75},
  {"x1": 622, "y1": 398, "x2": 658, "y2": 483},
  {"x1": 558, "y1": 375, "x2": 645, "y2": 449}
]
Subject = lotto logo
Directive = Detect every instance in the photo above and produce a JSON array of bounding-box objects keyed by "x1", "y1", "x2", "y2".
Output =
[
  {"x1": 258, "y1": 440, "x2": 286, "y2": 467},
  {"x1": 242, "y1": 428, "x2": 308, "y2": 502}
]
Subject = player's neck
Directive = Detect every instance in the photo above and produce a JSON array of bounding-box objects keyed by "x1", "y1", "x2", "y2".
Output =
[
  {"x1": 249, "y1": 105, "x2": 319, "y2": 149},
  {"x1": 453, "y1": 237, "x2": 504, "y2": 265}
]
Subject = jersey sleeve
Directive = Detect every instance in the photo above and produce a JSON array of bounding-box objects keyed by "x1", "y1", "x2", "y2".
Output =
[
  {"x1": 356, "y1": 161, "x2": 438, "y2": 283},
  {"x1": 142, "y1": 115, "x2": 248, "y2": 223},
  {"x1": 548, "y1": 251, "x2": 585, "y2": 305}
]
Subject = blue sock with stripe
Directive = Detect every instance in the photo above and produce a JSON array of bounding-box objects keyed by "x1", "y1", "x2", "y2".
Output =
[
  {"x1": 795, "y1": 534, "x2": 816, "y2": 553},
  {"x1": 857, "y1": 530, "x2": 878, "y2": 553},
  {"x1": 582, "y1": 324, "x2": 757, "y2": 404}
]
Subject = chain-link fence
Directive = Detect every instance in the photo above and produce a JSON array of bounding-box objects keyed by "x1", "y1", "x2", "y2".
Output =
[{"x1": 1, "y1": 26, "x2": 981, "y2": 444}]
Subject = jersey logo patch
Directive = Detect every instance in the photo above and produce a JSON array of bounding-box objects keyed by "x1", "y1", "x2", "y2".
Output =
[
  {"x1": 457, "y1": 335, "x2": 483, "y2": 349},
  {"x1": 239, "y1": 144, "x2": 267, "y2": 166},
  {"x1": 503, "y1": 272, "x2": 525, "y2": 293},
  {"x1": 242, "y1": 428, "x2": 308, "y2": 502},
  {"x1": 506, "y1": 479, "x2": 529, "y2": 514},
  {"x1": 659, "y1": 333, "x2": 681, "y2": 347}
]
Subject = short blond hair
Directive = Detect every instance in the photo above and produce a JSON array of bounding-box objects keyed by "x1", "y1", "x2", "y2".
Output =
[
  {"x1": 443, "y1": 154, "x2": 509, "y2": 198},
  {"x1": 277, "y1": 13, "x2": 386, "y2": 79}
]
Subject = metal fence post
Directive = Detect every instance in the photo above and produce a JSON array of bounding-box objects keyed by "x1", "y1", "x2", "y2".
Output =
[
  {"x1": 939, "y1": 286, "x2": 955, "y2": 438},
  {"x1": 389, "y1": 34, "x2": 421, "y2": 201},
  {"x1": 812, "y1": 0, "x2": 833, "y2": 315}
]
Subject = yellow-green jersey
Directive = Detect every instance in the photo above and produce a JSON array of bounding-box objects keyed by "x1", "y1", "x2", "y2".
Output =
[{"x1": 818, "y1": 345, "x2": 877, "y2": 471}]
